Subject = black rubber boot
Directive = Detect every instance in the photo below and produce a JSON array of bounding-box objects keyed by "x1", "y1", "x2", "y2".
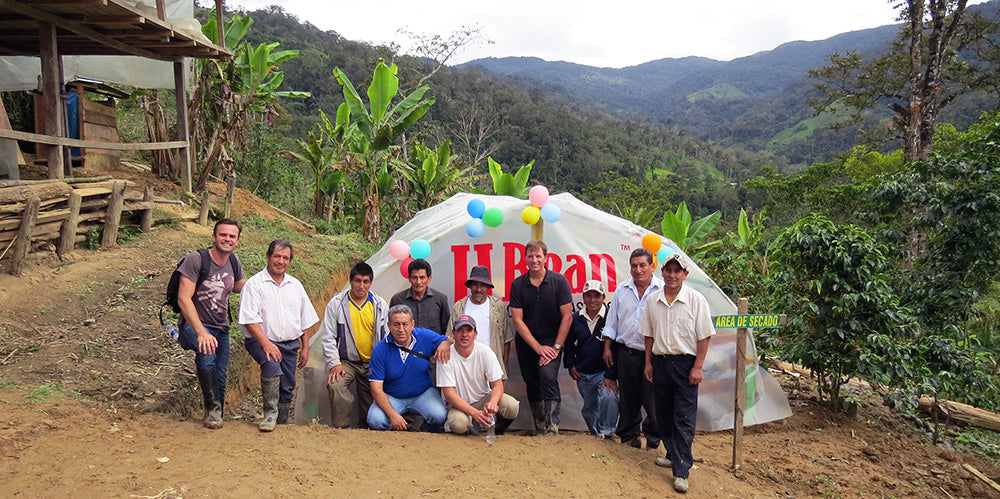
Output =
[
  {"x1": 259, "y1": 376, "x2": 280, "y2": 432},
  {"x1": 494, "y1": 415, "x2": 514, "y2": 435},
  {"x1": 196, "y1": 369, "x2": 223, "y2": 429},
  {"x1": 529, "y1": 402, "x2": 545, "y2": 435},
  {"x1": 277, "y1": 402, "x2": 291, "y2": 425}
]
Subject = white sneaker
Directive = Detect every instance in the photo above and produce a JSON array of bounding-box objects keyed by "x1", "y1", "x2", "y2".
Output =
[
  {"x1": 655, "y1": 457, "x2": 672, "y2": 468},
  {"x1": 673, "y1": 477, "x2": 689, "y2": 493}
]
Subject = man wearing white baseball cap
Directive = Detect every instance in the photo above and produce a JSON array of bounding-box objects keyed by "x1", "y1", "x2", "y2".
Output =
[
  {"x1": 564, "y1": 280, "x2": 619, "y2": 439},
  {"x1": 640, "y1": 252, "x2": 714, "y2": 493}
]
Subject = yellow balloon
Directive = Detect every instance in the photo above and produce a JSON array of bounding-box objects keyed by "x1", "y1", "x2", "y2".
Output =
[{"x1": 521, "y1": 206, "x2": 541, "y2": 225}]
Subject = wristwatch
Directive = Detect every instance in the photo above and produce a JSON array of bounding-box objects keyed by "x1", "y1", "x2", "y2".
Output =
[{"x1": 553, "y1": 344, "x2": 562, "y2": 350}]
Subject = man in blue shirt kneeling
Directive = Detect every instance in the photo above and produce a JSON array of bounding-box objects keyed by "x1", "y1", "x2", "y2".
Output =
[{"x1": 367, "y1": 304, "x2": 454, "y2": 431}]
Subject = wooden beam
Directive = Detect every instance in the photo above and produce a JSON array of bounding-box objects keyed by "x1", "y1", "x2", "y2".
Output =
[
  {"x1": 962, "y1": 464, "x2": 1000, "y2": 494},
  {"x1": 0, "y1": 129, "x2": 186, "y2": 150},
  {"x1": 174, "y1": 60, "x2": 191, "y2": 194},
  {"x1": 38, "y1": 20, "x2": 64, "y2": 180},
  {"x1": 81, "y1": 15, "x2": 145, "y2": 23},
  {"x1": 0, "y1": 0, "x2": 169, "y2": 61}
]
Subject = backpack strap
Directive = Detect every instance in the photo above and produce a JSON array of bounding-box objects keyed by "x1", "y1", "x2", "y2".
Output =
[{"x1": 195, "y1": 248, "x2": 213, "y2": 289}]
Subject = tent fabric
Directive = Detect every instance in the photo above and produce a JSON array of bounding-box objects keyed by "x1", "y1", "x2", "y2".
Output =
[{"x1": 296, "y1": 192, "x2": 792, "y2": 432}]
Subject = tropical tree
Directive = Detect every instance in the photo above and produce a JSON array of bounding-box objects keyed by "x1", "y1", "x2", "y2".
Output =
[
  {"x1": 288, "y1": 127, "x2": 336, "y2": 219},
  {"x1": 487, "y1": 157, "x2": 534, "y2": 198},
  {"x1": 400, "y1": 141, "x2": 480, "y2": 211},
  {"x1": 190, "y1": 10, "x2": 310, "y2": 191},
  {"x1": 769, "y1": 214, "x2": 905, "y2": 413},
  {"x1": 808, "y1": 0, "x2": 1000, "y2": 162},
  {"x1": 659, "y1": 201, "x2": 721, "y2": 260},
  {"x1": 332, "y1": 59, "x2": 436, "y2": 240}
]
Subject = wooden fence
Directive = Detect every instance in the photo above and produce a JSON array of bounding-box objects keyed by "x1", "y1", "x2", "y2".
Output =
[{"x1": 0, "y1": 176, "x2": 154, "y2": 276}]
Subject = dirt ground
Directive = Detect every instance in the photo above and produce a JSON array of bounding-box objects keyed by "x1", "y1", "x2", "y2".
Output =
[{"x1": 2, "y1": 173, "x2": 1000, "y2": 498}]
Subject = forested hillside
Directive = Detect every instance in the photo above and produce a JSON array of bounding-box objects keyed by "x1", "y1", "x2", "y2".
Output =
[
  {"x1": 464, "y1": 0, "x2": 1000, "y2": 165},
  {"x1": 206, "y1": 6, "x2": 785, "y2": 223}
]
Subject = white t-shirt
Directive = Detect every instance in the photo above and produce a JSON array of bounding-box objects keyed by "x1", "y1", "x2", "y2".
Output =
[
  {"x1": 436, "y1": 342, "x2": 504, "y2": 404},
  {"x1": 462, "y1": 299, "x2": 492, "y2": 348}
]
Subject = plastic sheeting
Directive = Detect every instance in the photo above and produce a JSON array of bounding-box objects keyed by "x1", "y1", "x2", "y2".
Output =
[
  {"x1": 295, "y1": 192, "x2": 792, "y2": 432},
  {"x1": 0, "y1": 0, "x2": 205, "y2": 91}
]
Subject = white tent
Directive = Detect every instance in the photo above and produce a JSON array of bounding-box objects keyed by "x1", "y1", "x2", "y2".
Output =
[{"x1": 296, "y1": 192, "x2": 792, "y2": 431}]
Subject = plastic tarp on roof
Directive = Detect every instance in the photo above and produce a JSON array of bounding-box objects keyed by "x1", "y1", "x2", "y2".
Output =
[
  {"x1": 0, "y1": 0, "x2": 205, "y2": 91},
  {"x1": 296, "y1": 192, "x2": 792, "y2": 432}
]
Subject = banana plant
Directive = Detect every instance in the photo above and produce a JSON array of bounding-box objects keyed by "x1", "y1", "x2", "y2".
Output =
[
  {"x1": 332, "y1": 60, "x2": 435, "y2": 240},
  {"x1": 288, "y1": 127, "x2": 336, "y2": 219},
  {"x1": 488, "y1": 157, "x2": 534, "y2": 198},
  {"x1": 400, "y1": 141, "x2": 480, "y2": 210},
  {"x1": 660, "y1": 201, "x2": 722, "y2": 260}
]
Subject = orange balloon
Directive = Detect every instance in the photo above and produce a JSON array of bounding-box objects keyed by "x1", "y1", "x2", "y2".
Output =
[{"x1": 642, "y1": 233, "x2": 662, "y2": 253}]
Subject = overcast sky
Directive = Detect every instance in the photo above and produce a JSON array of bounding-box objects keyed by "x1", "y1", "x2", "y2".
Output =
[{"x1": 213, "y1": 1, "x2": 989, "y2": 68}]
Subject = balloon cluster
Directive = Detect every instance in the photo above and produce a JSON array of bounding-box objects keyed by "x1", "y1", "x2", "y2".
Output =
[
  {"x1": 521, "y1": 185, "x2": 561, "y2": 225},
  {"x1": 465, "y1": 198, "x2": 504, "y2": 237},
  {"x1": 389, "y1": 239, "x2": 432, "y2": 278},
  {"x1": 641, "y1": 233, "x2": 676, "y2": 267}
]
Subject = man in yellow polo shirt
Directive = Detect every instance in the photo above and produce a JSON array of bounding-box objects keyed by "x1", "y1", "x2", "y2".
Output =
[{"x1": 319, "y1": 262, "x2": 390, "y2": 428}]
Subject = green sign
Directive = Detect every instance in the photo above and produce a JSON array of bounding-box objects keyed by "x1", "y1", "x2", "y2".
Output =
[{"x1": 712, "y1": 314, "x2": 783, "y2": 329}]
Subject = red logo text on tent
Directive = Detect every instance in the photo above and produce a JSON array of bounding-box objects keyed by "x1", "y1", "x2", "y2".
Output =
[{"x1": 451, "y1": 242, "x2": 617, "y2": 301}]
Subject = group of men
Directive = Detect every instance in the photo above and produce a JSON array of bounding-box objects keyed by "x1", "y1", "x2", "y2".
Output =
[{"x1": 174, "y1": 224, "x2": 713, "y2": 493}]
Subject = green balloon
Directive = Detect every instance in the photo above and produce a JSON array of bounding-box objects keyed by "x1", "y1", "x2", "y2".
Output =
[{"x1": 482, "y1": 207, "x2": 504, "y2": 227}]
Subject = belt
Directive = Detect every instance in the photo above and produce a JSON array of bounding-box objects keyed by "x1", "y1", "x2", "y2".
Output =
[
  {"x1": 653, "y1": 353, "x2": 695, "y2": 360},
  {"x1": 617, "y1": 344, "x2": 645, "y2": 356}
]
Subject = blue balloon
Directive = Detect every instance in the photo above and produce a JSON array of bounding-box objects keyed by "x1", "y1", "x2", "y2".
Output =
[
  {"x1": 466, "y1": 199, "x2": 486, "y2": 219},
  {"x1": 540, "y1": 203, "x2": 561, "y2": 223},
  {"x1": 656, "y1": 247, "x2": 671, "y2": 263},
  {"x1": 410, "y1": 239, "x2": 432, "y2": 260},
  {"x1": 466, "y1": 218, "x2": 485, "y2": 238}
]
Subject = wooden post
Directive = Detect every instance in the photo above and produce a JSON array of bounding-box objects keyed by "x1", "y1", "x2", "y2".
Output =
[
  {"x1": 101, "y1": 181, "x2": 126, "y2": 248},
  {"x1": 173, "y1": 61, "x2": 192, "y2": 194},
  {"x1": 38, "y1": 22, "x2": 64, "y2": 179},
  {"x1": 140, "y1": 186, "x2": 154, "y2": 232},
  {"x1": 7, "y1": 193, "x2": 40, "y2": 276},
  {"x1": 198, "y1": 190, "x2": 211, "y2": 226},
  {"x1": 58, "y1": 190, "x2": 82, "y2": 257},
  {"x1": 732, "y1": 297, "x2": 749, "y2": 470},
  {"x1": 215, "y1": 0, "x2": 225, "y2": 47},
  {"x1": 224, "y1": 173, "x2": 236, "y2": 219},
  {"x1": 531, "y1": 220, "x2": 543, "y2": 241}
]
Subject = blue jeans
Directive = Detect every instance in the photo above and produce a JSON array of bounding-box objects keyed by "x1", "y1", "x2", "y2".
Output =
[
  {"x1": 577, "y1": 371, "x2": 619, "y2": 437},
  {"x1": 178, "y1": 324, "x2": 230, "y2": 403},
  {"x1": 367, "y1": 387, "x2": 447, "y2": 431}
]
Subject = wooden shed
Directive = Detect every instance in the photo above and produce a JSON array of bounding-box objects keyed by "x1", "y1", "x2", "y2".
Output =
[
  {"x1": 0, "y1": 0, "x2": 230, "y2": 192},
  {"x1": 32, "y1": 79, "x2": 130, "y2": 171}
]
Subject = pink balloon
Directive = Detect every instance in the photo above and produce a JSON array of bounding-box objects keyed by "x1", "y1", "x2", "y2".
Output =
[
  {"x1": 529, "y1": 185, "x2": 550, "y2": 208},
  {"x1": 389, "y1": 240, "x2": 410, "y2": 260},
  {"x1": 399, "y1": 257, "x2": 414, "y2": 278}
]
